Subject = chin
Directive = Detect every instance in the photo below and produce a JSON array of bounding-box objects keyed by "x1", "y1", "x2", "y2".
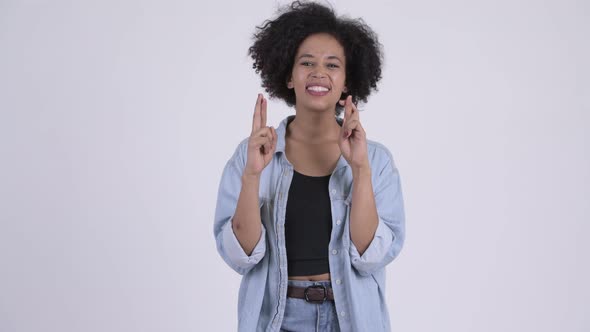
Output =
[
  {"x1": 298, "y1": 97, "x2": 338, "y2": 113},
  {"x1": 304, "y1": 102, "x2": 337, "y2": 113}
]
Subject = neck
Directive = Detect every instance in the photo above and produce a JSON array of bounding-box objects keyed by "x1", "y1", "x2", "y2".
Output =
[{"x1": 288, "y1": 105, "x2": 341, "y2": 143}]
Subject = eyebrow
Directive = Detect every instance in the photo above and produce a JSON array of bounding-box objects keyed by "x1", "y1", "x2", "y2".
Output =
[{"x1": 297, "y1": 53, "x2": 343, "y2": 63}]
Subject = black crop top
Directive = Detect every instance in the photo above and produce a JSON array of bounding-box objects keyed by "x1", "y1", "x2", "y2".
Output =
[{"x1": 285, "y1": 170, "x2": 333, "y2": 276}]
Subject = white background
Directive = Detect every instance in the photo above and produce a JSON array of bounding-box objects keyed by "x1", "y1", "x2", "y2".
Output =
[{"x1": 1, "y1": 0, "x2": 588, "y2": 331}]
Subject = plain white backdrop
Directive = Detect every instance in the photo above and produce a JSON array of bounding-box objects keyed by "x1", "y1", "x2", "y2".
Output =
[{"x1": 1, "y1": 0, "x2": 588, "y2": 331}]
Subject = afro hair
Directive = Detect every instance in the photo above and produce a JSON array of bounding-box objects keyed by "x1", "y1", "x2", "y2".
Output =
[{"x1": 248, "y1": 1, "x2": 383, "y2": 115}]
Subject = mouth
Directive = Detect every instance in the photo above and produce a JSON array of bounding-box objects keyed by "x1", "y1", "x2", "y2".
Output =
[{"x1": 306, "y1": 84, "x2": 331, "y2": 96}]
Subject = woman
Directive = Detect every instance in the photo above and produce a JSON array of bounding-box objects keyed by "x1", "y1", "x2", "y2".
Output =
[{"x1": 213, "y1": 2, "x2": 405, "y2": 331}]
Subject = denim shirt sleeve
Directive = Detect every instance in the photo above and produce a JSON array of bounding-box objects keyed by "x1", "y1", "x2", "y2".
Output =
[
  {"x1": 349, "y1": 147, "x2": 406, "y2": 277},
  {"x1": 213, "y1": 141, "x2": 267, "y2": 275}
]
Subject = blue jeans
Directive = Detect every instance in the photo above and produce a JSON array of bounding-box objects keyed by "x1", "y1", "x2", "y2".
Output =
[{"x1": 280, "y1": 280, "x2": 340, "y2": 332}]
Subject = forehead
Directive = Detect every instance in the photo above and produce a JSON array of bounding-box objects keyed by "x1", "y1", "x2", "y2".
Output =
[{"x1": 295, "y1": 33, "x2": 345, "y2": 59}]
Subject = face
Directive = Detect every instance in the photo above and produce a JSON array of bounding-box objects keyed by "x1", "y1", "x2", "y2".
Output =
[{"x1": 288, "y1": 33, "x2": 347, "y2": 113}]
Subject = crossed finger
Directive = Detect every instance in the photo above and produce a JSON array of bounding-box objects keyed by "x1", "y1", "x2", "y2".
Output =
[
  {"x1": 250, "y1": 126, "x2": 275, "y2": 154},
  {"x1": 340, "y1": 96, "x2": 363, "y2": 138},
  {"x1": 251, "y1": 94, "x2": 267, "y2": 134}
]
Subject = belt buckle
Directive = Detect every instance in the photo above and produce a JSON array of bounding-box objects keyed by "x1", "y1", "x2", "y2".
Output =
[{"x1": 304, "y1": 285, "x2": 327, "y2": 304}]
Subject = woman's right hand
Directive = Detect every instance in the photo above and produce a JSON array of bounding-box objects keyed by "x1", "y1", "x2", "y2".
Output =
[{"x1": 244, "y1": 94, "x2": 277, "y2": 177}]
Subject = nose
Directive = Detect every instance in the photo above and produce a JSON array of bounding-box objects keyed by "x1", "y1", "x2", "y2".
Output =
[{"x1": 311, "y1": 69, "x2": 327, "y2": 79}]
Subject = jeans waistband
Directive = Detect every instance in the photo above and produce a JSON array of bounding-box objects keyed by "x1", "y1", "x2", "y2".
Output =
[{"x1": 287, "y1": 279, "x2": 332, "y2": 288}]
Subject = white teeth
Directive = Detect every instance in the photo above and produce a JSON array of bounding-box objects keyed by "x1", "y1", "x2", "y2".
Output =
[{"x1": 307, "y1": 86, "x2": 329, "y2": 92}]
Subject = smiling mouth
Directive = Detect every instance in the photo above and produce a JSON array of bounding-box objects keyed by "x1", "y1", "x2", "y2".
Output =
[
  {"x1": 306, "y1": 85, "x2": 331, "y2": 96},
  {"x1": 306, "y1": 85, "x2": 330, "y2": 92}
]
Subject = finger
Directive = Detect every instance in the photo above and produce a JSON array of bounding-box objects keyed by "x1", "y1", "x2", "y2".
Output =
[
  {"x1": 348, "y1": 119, "x2": 364, "y2": 132},
  {"x1": 261, "y1": 95, "x2": 267, "y2": 128},
  {"x1": 350, "y1": 98, "x2": 360, "y2": 121},
  {"x1": 268, "y1": 126, "x2": 277, "y2": 152},
  {"x1": 262, "y1": 126, "x2": 273, "y2": 153},
  {"x1": 252, "y1": 126, "x2": 271, "y2": 138},
  {"x1": 349, "y1": 100, "x2": 364, "y2": 138},
  {"x1": 341, "y1": 97, "x2": 349, "y2": 126},
  {"x1": 249, "y1": 136, "x2": 266, "y2": 147},
  {"x1": 344, "y1": 119, "x2": 360, "y2": 132},
  {"x1": 251, "y1": 127, "x2": 273, "y2": 150},
  {"x1": 250, "y1": 135, "x2": 272, "y2": 150},
  {"x1": 267, "y1": 126, "x2": 275, "y2": 143},
  {"x1": 262, "y1": 133, "x2": 273, "y2": 154},
  {"x1": 344, "y1": 119, "x2": 360, "y2": 138},
  {"x1": 262, "y1": 142, "x2": 270, "y2": 154},
  {"x1": 341, "y1": 96, "x2": 354, "y2": 135},
  {"x1": 252, "y1": 94, "x2": 262, "y2": 133},
  {"x1": 259, "y1": 126, "x2": 274, "y2": 153},
  {"x1": 344, "y1": 95, "x2": 353, "y2": 122},
  {"x1": 357, "y1": 120, "x2": 366, "y2": 136}
]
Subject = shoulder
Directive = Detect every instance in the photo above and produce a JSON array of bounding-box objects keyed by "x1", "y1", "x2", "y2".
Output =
[
  {"x1": 227, "y1": 137, "x2": 250, "y2": 167},
  {"x1": 236, "y1": 136, "x2": 250, "y2": 155},
  {"x1": 366, "y1": 139, "x2": 398, "y2": 171}
]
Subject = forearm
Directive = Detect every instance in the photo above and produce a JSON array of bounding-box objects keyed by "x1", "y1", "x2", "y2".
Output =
[
  {"x1": 350, "y1": 166, "x2": 379, "y2": 255},
  {"x1": 232, "y1": 174, "x2": 263, "y2": 255}
]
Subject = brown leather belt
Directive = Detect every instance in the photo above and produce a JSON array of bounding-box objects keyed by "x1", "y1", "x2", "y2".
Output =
[{"x1": 286, "y1": 284, "x2": 334, "y2": 303}]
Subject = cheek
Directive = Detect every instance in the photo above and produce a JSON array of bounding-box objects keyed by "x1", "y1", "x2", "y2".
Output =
[
  {"x1": 332, "y1": 70, "x2": 345, "y2": 82},
  {"x1": 335, "y1": 74, "x2": 347, "y2": 90},
  {"x1": 291, "y1": 72, "x2": 304, "y2": 86}
]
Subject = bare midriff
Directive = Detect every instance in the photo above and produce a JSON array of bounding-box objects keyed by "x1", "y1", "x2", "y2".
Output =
[{"x1": 288, "y1": 273, "x2": 331, "y2": 281}]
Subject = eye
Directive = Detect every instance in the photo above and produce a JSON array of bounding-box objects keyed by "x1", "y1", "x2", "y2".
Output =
[
  {"x1": 301, "y1": 61, "x2": 314, "y2": 67},
  {"x1": 327, "y1": 63, "x2": 340, "y2": 69}
]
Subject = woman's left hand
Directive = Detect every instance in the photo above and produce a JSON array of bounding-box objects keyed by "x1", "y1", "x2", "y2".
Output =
[{"x1": 338, "y1": 95, "x2": 369, "y2": 171}]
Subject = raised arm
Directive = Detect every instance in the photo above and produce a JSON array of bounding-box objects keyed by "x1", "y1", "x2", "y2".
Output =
[{"x1": 231, "y1": 94, "x2": 277, "y2": 255}]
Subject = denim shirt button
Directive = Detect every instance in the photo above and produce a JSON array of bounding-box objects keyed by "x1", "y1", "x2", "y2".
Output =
[
  {"x1": 336, "y1": 219, "x2": 342, "y2": 225},
  {"x1": 331, "y1": 249, "x2": 338, "y2": 255}
]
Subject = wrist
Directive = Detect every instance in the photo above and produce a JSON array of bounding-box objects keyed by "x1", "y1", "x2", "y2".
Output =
[
  {"x1": 241, "y1": 172, "x2": 261, "y2": 185},
  {"x1": 352, "y1": 165, "x2": 371, "y2": 179}
]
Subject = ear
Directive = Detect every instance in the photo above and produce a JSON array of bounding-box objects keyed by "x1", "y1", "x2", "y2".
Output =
[
  {"x1": 287, "y1": 79, "x2": 294, "y2": 89},
  {"x1": 343, "y1": 86, "x2": 348, "y2": 93}
]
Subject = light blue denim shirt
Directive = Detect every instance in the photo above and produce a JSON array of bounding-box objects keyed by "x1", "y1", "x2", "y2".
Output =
[{"x1": 214, "y1": 115, "x2": 405, "y2": 332}]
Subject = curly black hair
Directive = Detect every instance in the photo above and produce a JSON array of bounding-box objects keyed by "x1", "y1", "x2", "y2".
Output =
[{"x1": 248, "y1": 1, "x2": 383, "y2": 115}]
